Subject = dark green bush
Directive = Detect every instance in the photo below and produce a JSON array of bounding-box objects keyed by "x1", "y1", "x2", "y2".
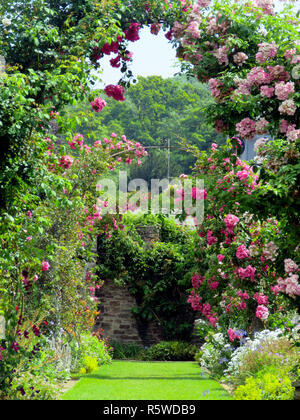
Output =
[
  {"x1": 139, "y1": 341, "x2": 197, "y2": 361},
  {"x1": 111, "y1": 342, "x2": 144, "y2": 360},
  {"x1": 97, "y1": 214, "x2": 200, "y2": 341}
]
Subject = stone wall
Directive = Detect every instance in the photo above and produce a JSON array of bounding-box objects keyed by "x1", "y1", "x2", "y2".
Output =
[
  {"x1": 135, "y1": 225, "x2": 160, "y2": 247},
  {"x1": 95, "y1": 279, "x2": 164, "y2": 346},
  {"x1": 96, "y1": 278, "x2": 144, "y2": 345}
]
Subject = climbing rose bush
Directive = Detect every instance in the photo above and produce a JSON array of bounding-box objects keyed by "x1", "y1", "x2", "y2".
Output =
[
  {"x1": 169, "y1": 0, "x2": 299, "y2": 142},
  {"x1": 0, "y1": 0, "x2": 299, "y2": 399},
  {"x1": 186, "y1": 140, "x2": 299, "y2": 332},
  {"x1": 0, "y1": 126, "x2": 147, "y2": 395}
]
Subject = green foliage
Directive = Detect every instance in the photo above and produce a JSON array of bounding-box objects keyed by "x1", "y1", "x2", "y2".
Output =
[
  {"x1": 110, "y1": 342, "x2": 144, "y2": 360},
  {"x1": 97, "y1": 214, "x2": 199, "y2": 340},
  {"x1": 66, "y1": 75, "x2": 225, "y2": 181},
  {"x1": 0, "y1": 333, "x2": 66, "y2": 400},
  {"x1": 9, "y1": 369, "x2": 61, "y2": 401},
  {"x1": 195, "y1": 332, "x2": 233, "y2": 380},
  {"x1": 71, "y1": 333, "x2": 112, "y2": 374},
  {"x1": 185, "y1": 138, "x2": 299, "y2": 332},
  {"x1": 177, "y1": 0, "x2": 300, "y2": 141},
  {"x1": 138, "y1": 341, "x2": 197, "y2": 361},
  {"x1": 234, "y1": 372, "x2": 295, "y2": 401},
  {"x1": 79, "y1": 357, "x2": 99, "y2": 375},
  {"x1": 255, "y1": 138, "x2": 300, "y2": 250},
  {"x1": 1, "y1": 0, "x2": 299, "y2": 400},
  {"x1": 236, "y1": 337, "x2": 299, "y2": 385},
  {"x1": 194, "y1": 319, "x2": 215, "y2": 343}
]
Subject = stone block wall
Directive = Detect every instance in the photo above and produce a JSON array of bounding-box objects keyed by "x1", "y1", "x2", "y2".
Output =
[
  {"x1": 95, "y1": 276, "x2": 164, "y2": 346},
  {"x1": 135, "y1": 225, "x2": 160, "y2": 248},
  {"x1": 96, "y1": 278, "x2": 144, "y2": 345}
]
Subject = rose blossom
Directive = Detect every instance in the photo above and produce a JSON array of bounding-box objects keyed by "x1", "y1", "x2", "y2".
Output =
[
  {"x1": 91, "y1": 97, "x2": 106, "y2": 112},
  {"x1": 150, "y1": 23, "x2": 162, "y2": 35},
  {"x1": 236, "y1": 118, "x2": 256, "y2": 139},
  {"x1": 59, "y1": 155, "x2": 73, "y2": 169},
  {"x1": 224, "y1": 214, "x2": 239, "y2": 234},
  {"x1": 101, "y1": 41, "x2": 119, "y2": 55},
  {"x1": 256, "y1": 305, "x2": 269, "y2": 321},
  {"x1": 287, "y1": 129, "x2": 300, "y2": 142},
  {"x1": 284, "y1": 259, "x2": 298, "y2": 274},
  {"x1": 124, "y1": 23, "x2": 141, "y2": 42},
  {"x1": 238, "y1": 265, "x2": 256, "y2": 281},
  {"x1": 217, "y1": 254, "x2": 225, "y2": 262},
  {"x1": 212, "y1": 46, "x2": 229, "y2": 66},
  {"x1": 255, "y1": 118, "x2": 269, "y2": 135},
  {"x1": 42, "y1": 261, "x2": 50, "y2": 271},
  {"x1": 236, "y1": 245, "x2": 250, "y2": 260},
  {"x1": 233, "y1": 52, "x2": 248, "y2": 66},
  {"x1": 254, "y1": 293, "x2": 269, "y2": 306},
  {"x1": 256, "y1": 42, "x2": 278, "y2": 64},
  {"x1": 274, "y1": 81, "x2": 295, "y2": 101},
  {"x1": 228, "y1": 328, "x2": 237, "y2": 342},
  {"x1": 260, "y1": 85, "x2": 274, "y2": 98},
  {"x1": 104, "y1": 84, "x2": 126, "y2": 102},
  {"x1": 236, "y1": 169, "x2": 249, "y2": 181},
  {"x1": 254, "y1": 0, "x2": 275, "y2": 16},
  {"x1": 278, "y1": 99, "x2": 296, "y2": 116}
]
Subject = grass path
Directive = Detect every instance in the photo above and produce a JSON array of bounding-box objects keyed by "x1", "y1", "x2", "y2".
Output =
[{"x1": 62, "y1": 361, "x2": 232, "y2": 400}]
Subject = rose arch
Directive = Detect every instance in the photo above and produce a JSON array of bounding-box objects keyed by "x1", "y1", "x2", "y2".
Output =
[
  {"x1": 86, "y1": 0, "x2": 300, "y2": 334},
  {"x1": 0, "y1": 0, "x2": 299, "y2": 397}
]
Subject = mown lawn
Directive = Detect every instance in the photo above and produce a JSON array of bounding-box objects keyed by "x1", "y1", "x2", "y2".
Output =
[{"x1": 63, "y1": 361, "x2": 232, "y2": 400}]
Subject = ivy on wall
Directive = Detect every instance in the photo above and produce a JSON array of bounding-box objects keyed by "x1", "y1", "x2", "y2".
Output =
[{"x1": 97, "y1": 214, "x2": 200, "y2": 341}]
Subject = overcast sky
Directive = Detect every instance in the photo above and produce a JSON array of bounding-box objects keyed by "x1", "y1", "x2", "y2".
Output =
[
  {"x1": 97, "y1": 27, "x2": 179, "y2": 87},
  {"x1": 97, "y1": 0, "x2": 297, "y2": 87}
]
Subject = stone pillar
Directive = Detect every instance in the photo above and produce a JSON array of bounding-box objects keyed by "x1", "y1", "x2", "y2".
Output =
[{"x1": 136, "y1": 225, "x2": 160, "y2": 247}]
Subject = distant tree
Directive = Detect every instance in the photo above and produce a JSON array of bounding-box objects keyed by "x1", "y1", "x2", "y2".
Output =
[{"x1": 62, "y1": 75, "x2": 225, "y2": 179}]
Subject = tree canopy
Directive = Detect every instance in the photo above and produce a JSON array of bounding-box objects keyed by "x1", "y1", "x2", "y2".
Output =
[{"x1": 62, "y1": 75, "x2": 225, "y2": 182}]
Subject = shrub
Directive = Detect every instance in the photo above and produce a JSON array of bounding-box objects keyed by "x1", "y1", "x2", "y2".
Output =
[
  {"x1": 79, "y1": 356, "x2": 99, "y2": 375},
  {"x1": 97, "y1": 214, "x2": 198, "y2": 341},
  {"x1": 4, "y1": 340, "x2": 65, "y2": 400},
  {"x1": 238, "y1": 337, "x2": 299, "y2": 382},
  {"x1": 9, "y1": 371, "x2": 61, "y2": 401},
  {"x1": 225, "y1": 329, "x2": 299, "y2": 384},
  {"x1": 234, "y1": 372, "x2": 295, "y2": 401},
  {"x1": 194, "y1": 318, "x2": 215, "y2": 343},
  {"x1": 197, "y1": 332, "x2": 233, "y2": 379},
  {"x1": 71, "y1": 333, "x2": 112, "y2": 373},
  {"x1": 45, "y1": 336, "x2": 72, "y2": 379},
  {"x1": 111, "y1": 342, "x2": 143, "y2": 360},
  {"x1": 139, "y1": 341, "x2": 197, "y2": 361}
]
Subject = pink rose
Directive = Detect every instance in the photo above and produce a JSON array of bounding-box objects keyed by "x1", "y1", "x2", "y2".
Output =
[
  {"x1": 228, "y1": 328, "x2": 237, "y2": 342},
  {"x1": 91, "y1": 97, "x2": 106, "y2": 113},
  {"x1": 236, "y1": 245, "x2": 250, "y2": 260},
  {"x1": 256, "y1": 305, "x2": 269, "y2": 321},
  {"x1": 42, "y1": 261, "x2": 50, "y2": 271}
]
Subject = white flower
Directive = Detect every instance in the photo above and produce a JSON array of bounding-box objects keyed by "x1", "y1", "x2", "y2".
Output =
[
  {"x1": 225, "y1": 329, "x2": 283, "y2": 377},
  {"x1": 259, "y1": 28, "x2": 268, "y2": 36},
  {"x1": 2, "y1": 18, "x2": 11, "y2": 27}
]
